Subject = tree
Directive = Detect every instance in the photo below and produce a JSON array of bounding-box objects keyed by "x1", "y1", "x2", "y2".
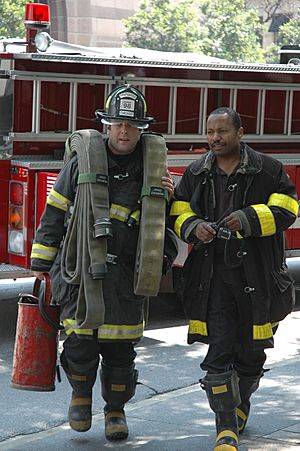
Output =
[
  {"x1": 264, "y1": 42, "x2": 280, "y2": 63},
  {"x1": 123, "y1": 0, "x2": 266, "y2": 63},
  {"x1": 245, "y1": 0, "x2": 295, "y2": 24},
  {"x1": 122, "y1": 0, "x2": 202, "y2": 53},
  {"x1": 0, "y1": 0, "x2": 33, "y2": 39},
  {"x1": 197, "y1": 0, "x2": 265, "y2": 63},
  {"x1": 243, "y1": 1, "x2": 300, "y2": 63},
  {"x1": 277, "y1": 16, "x2": 300, "y2": 46}
]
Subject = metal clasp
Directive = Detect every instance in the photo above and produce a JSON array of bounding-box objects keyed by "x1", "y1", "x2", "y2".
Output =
[
  {"x1": 106, "y1": 253, "x2": 118, "y2": 265},
  {"x1": 113, "y1": 173, "x2": 129, "y2": 181},
  {"x1": 228, "y1": 183, "x2": 237, "y2": 191}
]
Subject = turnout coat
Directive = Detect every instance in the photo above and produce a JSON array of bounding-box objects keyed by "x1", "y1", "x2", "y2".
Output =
[
  {"x1": 31, "y1": 141, "x2": 146, "y2": 342},
  {"x1": 169, "y1": 143, "x2": 298, "y2": 349}
]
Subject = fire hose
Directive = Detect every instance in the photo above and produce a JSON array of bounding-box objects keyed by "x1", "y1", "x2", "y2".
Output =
[
  {"x1": 61, "y1": 129, "x2": 110, "y2": 329},
  {"x1": 61, "y1": 130, "x2": 168, "y2": 329},
  {"x1": 134, "y1": 133, "x2": 168, "y2": 296}
]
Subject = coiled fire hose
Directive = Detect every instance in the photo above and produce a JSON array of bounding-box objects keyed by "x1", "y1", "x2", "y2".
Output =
[
  {"x1": 134, "y1": 133, "x2": 168, "y2": 296},
  {"x1": 61, "y1": 129, "x2": 111, "y2": 329}
]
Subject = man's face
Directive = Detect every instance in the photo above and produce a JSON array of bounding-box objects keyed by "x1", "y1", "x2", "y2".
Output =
[
  {"x1": 107, "y1": 121, "x2": 141, "y2": 155},
  {"x1": 206, "y1": 113, "x2": 243, "y2": 158}
]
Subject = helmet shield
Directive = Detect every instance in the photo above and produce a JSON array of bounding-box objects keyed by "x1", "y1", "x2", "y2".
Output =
[{"x1": 96, "y1": 85, "x2": 154, "y2": 127}]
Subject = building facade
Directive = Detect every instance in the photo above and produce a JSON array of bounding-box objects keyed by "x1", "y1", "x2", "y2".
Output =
[{"x1": 48, "y1": 0, "x2": 140, "y2": 47}]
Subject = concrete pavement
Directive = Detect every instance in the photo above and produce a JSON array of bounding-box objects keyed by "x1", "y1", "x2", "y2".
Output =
[{"x1": 0, "y1": 309, "x2": 300, "y2": 450}]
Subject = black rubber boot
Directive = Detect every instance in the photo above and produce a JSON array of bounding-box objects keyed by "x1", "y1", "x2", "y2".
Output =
[
  {"x1": 200, "y1": 370, "x2": 241, "y2": 451},
  {"x1": 236, "y1": 371, "x2": 264, "y2": 433},
  {"x1": 100, "y1": 363, "x2": 138, "y2": 441},
  {"x1": 61, "y1": 354, "x2": 99, "y2": 433}
]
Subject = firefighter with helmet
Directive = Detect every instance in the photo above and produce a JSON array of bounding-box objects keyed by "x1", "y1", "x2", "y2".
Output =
[{"x1": 31, "y1": 85, "x2": 177, "y2": 441}]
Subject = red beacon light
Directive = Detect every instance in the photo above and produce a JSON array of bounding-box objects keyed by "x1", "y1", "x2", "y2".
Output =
[
  {"x1": 24, "y1": 3, "x2": 50, "y2": 29},
  {"x1": 24, "y1": 3, "x2": 51, "y2": 53}
]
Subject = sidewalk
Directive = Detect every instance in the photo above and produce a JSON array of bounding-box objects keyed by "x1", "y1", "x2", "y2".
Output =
[
  {"x1": 1, "y1": 311, "x2": 300, "y2": 450},
  {"x1": 1, "y1": 357, "x2": 300, "y2": 450}
]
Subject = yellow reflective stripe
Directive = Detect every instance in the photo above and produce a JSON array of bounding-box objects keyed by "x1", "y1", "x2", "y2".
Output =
[
  {"x1": 268, "y1": 193, "x2": 299, "y2": 216},
  {"x1": 47, "y1": 189, "x2": 71, "y2": 212},
  {"x1": 212, "y1": 384, "x2": 228, "y2": 395},
  {"x1": 174, "y1": 212, "x2": 197, "y2": 238},
  {"x1": 170, "y1": 200, "x2": 194, "y2": 216},
  {"x1": 30, "y1": 243, "x2": 58, "y2": 261},
  {"x1": 110, "y1": 203, "x2": 130, "y2": 221},
  {"x1": 253, "y1": 323, "x2": 273, "y2": 340},
  {"x1": 251, "y1": 204, "x2": 276, "y2": 236},
  {"x1": 130, "y1": 210, "x2": 140, "y2": 221},
  {"x1": 63, "y1": 319, "x2": 144, "y2": 340},
  {"x1": 216, "y1": 430, "x2": 238, "y2": 443},
  {"x1": 236, "y1": 231, "x2": 243, "y2": 239},
  {"x1": 97, "y1": 323, "x2": 144, "y2": 340},
  {"x1": 110, "y1": 204, "x2": 140, "y2": 224},
  {"x1": 236, "y1": 407, "x2": 247, "y2": 422},
  {"x1": 64, "y1": 321, "x2": 93, "y2": 336},
  {"x1": 188, "y1": 319, "x2": 208, "y2": 336}
]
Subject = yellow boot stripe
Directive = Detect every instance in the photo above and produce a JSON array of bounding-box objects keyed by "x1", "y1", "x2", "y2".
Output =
[
  {"x1": 216, "y1": 430, "x2": 238, "y2": 442},
  {"x1": 214, "y1": 445, "x2": 237, "y2": 450},
  {"x1": 70, "y1": 398, "x2": 92, "y2": 407},
  {"x1": 105, "y1": 411, "x2": 126, "y2": 420},
  {"x1": 236, "y1": 407, "x2": 247, "y2": 422}
]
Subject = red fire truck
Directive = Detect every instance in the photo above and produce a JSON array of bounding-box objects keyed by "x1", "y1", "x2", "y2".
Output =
[{"x1": 1, "y1": 4, "x2": 300, "y2": 294}]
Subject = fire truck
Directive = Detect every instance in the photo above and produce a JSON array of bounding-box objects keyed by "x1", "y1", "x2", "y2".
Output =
[{"x1": 1, "y1": 4, "x2": 300, "y2": 295}]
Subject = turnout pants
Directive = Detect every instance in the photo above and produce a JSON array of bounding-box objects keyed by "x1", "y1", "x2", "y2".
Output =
[
  {"x1": 62, "y1": 332, "x2": 137, "y2": 368},
  {"x1": 201, "y1": 269, "x2": 267, "y2": 376}
]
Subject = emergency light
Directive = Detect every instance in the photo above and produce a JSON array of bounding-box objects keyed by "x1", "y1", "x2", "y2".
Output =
[
  {"x1": 10, "y1": 182, "x2": 23, "y2": 206},
  {"x1": 8, "y1": 181, "x2": 25, "y2": 255},
  {"x1": 35, "y1": 31, "x2": 53, "y2": 52},
  {"x1": 24, "y1": 3, "x2": 50, "y2": 29}
]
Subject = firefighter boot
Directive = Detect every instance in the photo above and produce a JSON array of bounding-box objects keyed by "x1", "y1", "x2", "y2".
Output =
[
  {"x1": 61, "y1": 354, "x2": 99, "y2": 432},
  {"x1": 236, "y1": 371, "x2": 264, "y2": 433},
  {"x1": 200, "y1": 370, "x2": 241, "y2": 451},
  {"x1": 100, "y1": 362, "x2": 138, "y2": 441}
]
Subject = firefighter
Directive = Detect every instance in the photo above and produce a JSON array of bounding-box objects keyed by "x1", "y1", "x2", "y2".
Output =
[
  {"x1": 168, "y1": 107, "x2": 298, "y2": 450},
  {"x1": 30, "y1": 85, "x2": 176, "y2": 441}
]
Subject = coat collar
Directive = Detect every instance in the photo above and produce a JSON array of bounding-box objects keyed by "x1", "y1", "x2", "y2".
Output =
[{"x1": 190, "y1": 142, "x2": 263, "y2": 176}]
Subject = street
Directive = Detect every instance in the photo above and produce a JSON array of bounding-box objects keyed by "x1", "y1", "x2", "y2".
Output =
[{"x1": 0, "y1": 279, "x2": 300, "y2": 450}]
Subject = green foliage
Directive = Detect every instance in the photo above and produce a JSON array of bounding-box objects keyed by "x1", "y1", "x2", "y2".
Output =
[
  {"x1": 197, "y1": 0, "x2": 265, "y2": 63},
  {"x1": 277, "y1": 17, "x2": 300, "y2": 46},
  {"x1": 123, "y1": 0, "x2": 267, "y2": 63},
  {"x1": 122, "y1": 0, "x2": 201, "y2": 52},
  {"x1": 264, "y1": 43, "x2": 280, "y2": 64},
  {"x1": 0, "y1": 0, "x2": 33, "y2": 39}
]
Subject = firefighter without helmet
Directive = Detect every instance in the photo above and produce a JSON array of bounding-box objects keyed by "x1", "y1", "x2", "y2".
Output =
[{"x1": 96, "y1": 85, "x2": 154, "y2": 129}]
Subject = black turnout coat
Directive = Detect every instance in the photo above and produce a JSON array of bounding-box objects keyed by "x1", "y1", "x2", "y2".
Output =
[{"x1": 169, "y1": 143, "x2": 298, "y2": 348}]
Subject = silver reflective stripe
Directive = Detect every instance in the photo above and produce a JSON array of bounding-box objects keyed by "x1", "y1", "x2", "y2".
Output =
[
  {"x1": 47, "y1": 188, "x2": 71, "y2": 212},
  {"x1": 110, "y1": 203, "x2": 130, "y2": 222},
  {"x1": 63, "y1": 319, "x2": 144, "y2": 340},
  {"x1": 31, "y1": 243, "x2": 58, "y2": 261}
]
